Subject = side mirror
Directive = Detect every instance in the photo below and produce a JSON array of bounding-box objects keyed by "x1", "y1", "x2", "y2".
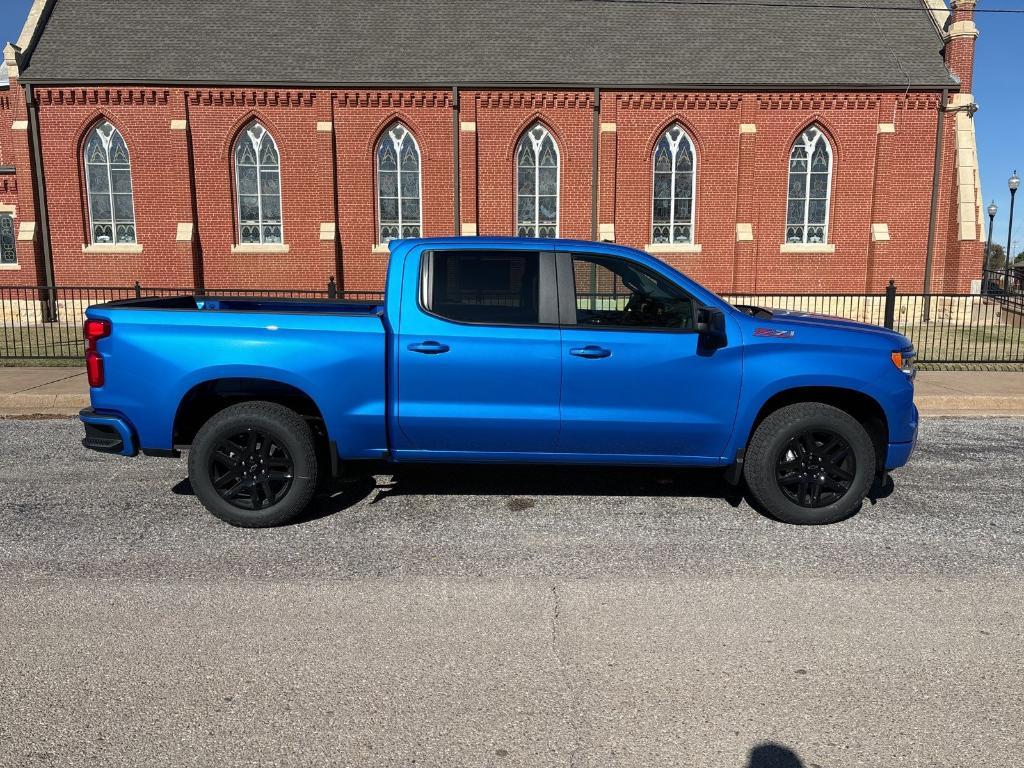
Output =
[{"x1": 696, "y1": 307, "x2": 727, "y2": 348}]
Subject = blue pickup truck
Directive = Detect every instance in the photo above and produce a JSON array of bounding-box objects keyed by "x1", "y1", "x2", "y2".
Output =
[{"x1": 80, "y1": 237, "x2": 918, "y2": 527}]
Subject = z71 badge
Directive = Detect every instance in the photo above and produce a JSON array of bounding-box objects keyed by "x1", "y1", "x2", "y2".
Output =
[{"x1": 753, "y1": 327, "x2": 796, "y2": 339}]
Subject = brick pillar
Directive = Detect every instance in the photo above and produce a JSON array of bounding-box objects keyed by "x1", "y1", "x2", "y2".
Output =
[
  {"x1": 317, "y1": 92, "x2": 341, "y2": 286},
  {"x1": 597, "y1": 93, "x2": 617, "y2": 242},
  {"x1": 865, "y1": 98, "x2": 896, "y2": 292},
  {"x1": 459, "y1": 94, "x2": 478, "y2": 236},
  {"x1": 733, "y1": 97, "x2": 758, "y2": 293},
  {"x1": 945, "y1": 0, "x2": 979, "y2": 93}
]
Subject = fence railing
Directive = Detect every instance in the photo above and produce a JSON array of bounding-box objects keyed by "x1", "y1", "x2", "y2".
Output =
[
  {"x1": 1, "y1": 279, "x2": 1021, "y2": 364},
  {"x1": 0, "y1": 279, "x2": 384, "y2": 361}
]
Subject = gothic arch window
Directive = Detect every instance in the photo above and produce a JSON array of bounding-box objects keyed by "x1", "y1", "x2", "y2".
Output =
[
  {"x1": 516, "y1": 123, "x2": 559, "y2": 238},
  {"x1": 651, "y1": 124, "x2": 696, "y2": 244},
  {"x1": 84, "y1": 121, "x2": 137, "y2": 245},
  {"x1": 377, "y1": 123, "x2": 421, "y2": 242},
  {"x1": 234, "y1": 121, "x2": 283, "y2": 244},
  {"x1": 786, "y1": 125, "x2": 832, "y2": 244}
]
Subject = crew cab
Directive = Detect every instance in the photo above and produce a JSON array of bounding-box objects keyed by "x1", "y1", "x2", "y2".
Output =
[{"x1": 80, "y1": 237, "x2": 918, "y2": 526}]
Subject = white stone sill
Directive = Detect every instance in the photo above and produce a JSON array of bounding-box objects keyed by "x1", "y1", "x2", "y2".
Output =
[{"x1": 644, "y1": 243, "x2": 703, "y2": 255}]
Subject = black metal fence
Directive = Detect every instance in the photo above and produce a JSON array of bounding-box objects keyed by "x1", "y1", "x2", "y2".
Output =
[
  {"x1": 0, "y1": 279, "x2": 384, "y2": 361},
  {"x1": 1, "y1": 278, "x2": 1022, "y2": 364}
]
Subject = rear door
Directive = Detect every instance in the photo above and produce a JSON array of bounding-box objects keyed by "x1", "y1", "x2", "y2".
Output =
[
  {"x1": 556, "y1": 251, "x2": 742, "y2": 460},
  {"x1": 394, "y1": 245, "x2": 562, "y2": 455}
]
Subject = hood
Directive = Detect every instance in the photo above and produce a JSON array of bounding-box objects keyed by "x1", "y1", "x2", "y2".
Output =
[{"x1": 766, "y1": 308, "x2": 912, "y2": 348}]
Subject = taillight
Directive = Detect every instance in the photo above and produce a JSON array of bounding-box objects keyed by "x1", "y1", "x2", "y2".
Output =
[
  {"x1": 83, "y1": 318, "x2": 111, "y2": 387},
  {"x1": 84, "y1": 318, "x2": 110, "y2": 343},
  {"x1": 85, "y1": 350, "x2": 105, "y2": 388}
]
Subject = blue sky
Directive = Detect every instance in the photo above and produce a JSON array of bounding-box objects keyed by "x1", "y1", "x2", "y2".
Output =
[{"x1": 2, "y1": 0, "x2": 1021, "y2": 252}]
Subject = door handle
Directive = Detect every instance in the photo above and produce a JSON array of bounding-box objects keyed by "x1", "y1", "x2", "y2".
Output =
[
  {"x1": 569, "y1": 345, "x2": 611, "y2": 359},
  {"x1": 407, "y1": 341, "x2": 450, "y2": 355}
]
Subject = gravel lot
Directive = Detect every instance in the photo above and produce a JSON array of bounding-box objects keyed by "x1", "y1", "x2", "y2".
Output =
[{"x1": 1, "y1": 416, "x2": 1022, "y2": 767}]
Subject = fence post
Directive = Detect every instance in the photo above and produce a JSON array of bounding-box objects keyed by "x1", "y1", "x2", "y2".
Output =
[
  {"x1": 883, "y1": 279, "x2": 896, "y2": 329},
  {"x1": 134, "y1": 280, "x2": 142, "y2": 299},
  {"x1": 327, "y1": 276, "x2": 337, "y2": 299}
]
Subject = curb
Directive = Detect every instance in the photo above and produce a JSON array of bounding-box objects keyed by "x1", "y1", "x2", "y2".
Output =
[
  {"x1": 0, "y1": 394, "x2": 90, "y2": 416},
  {"x1": 914, "y1": 395, "x2": 1024, "y2": 416}
]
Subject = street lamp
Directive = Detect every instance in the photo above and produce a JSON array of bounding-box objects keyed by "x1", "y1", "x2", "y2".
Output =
[
  {"x1": 1008, "y1": 171, "x2": 1020, "y2": 291},
  {"x1": 984, "y1": 200, "x2": 997, "y2": 291}
]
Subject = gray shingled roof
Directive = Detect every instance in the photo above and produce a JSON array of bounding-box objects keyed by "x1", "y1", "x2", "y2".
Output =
[{"x1": 19, "y1": 0, "x2": 957, "y2": 89}]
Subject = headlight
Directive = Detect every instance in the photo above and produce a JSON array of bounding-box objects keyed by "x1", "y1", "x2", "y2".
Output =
[{"x1": 890, "y1": 346, "x2": 916, "y2": 378}]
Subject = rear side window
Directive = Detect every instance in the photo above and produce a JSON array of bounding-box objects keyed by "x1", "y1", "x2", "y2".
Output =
[
  {"x1": 424, "y1": 250, "x2": 541, "y2": 325},
  {"x1": 571, "y1": 254, "x2": 695, "y2": 330}
]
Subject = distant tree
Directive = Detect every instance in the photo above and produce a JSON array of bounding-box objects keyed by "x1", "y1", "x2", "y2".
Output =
[
  {"x1": 986, "y1": 243, "x2": 1006, "y2": 271},
  {"x1": 1015, "y1": 250, "x2": 1024, "y2": 264}
]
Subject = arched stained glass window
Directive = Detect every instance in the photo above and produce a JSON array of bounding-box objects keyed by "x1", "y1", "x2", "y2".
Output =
[
  {"x1": 786, "y1": 125, "x2": 832, "y2": 244},
  {"x1": 235, "y1": 122, "x2": 283, "y2": 244},
  {"x1": 84, "y1": 121, "x2": 137, "y2": 245},
  {"x1": 377, "y1": 123, "x2": 421, "y2": 242},
  {"x1": 516, "y1": 124, "x2": 559, "y2": 238},
  {"x1": 651, "y1": 125, "x2": 696, "y2": 244}
]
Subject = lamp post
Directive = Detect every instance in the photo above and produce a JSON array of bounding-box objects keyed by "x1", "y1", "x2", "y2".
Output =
[
  {"x1": 984, "y1": 200, "x2": 997, "y2": 291},
  {"x1": 1007, "y1": 171, "x2": 1020, "y2": 291}
]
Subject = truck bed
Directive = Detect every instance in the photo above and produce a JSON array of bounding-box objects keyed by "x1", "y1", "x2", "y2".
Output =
[{"x1": 101, "y1": 295, "x2": 384, "y2": 316}]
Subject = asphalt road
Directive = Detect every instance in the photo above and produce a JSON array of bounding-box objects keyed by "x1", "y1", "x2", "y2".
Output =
[{"x1": 1, "y1": 417, "x2": 1022, "y2": 768}]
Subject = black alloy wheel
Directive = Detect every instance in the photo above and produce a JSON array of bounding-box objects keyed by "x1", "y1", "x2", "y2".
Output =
[
  {"x1": 208, "y1": 427, "x2": 294, "y2": 510},
  {"x1": 774, "y1": 429, "x2": 856, "y2": 509}
]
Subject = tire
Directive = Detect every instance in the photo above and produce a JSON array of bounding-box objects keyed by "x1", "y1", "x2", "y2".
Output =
[
  {"x1": 743, "y1": 402, "x2": 876, "y2": 525},
  {"x1": 188, "y1": 401, "x2": 319, "y2": 527}
]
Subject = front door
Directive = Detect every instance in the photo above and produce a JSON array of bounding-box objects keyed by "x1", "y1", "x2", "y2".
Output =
[
  {"x1": 557, "y1": 252, "x2": 741, "y2": 460},
  {"x1": 395, "y1": 246, "x2": 562, "y2": 455}
]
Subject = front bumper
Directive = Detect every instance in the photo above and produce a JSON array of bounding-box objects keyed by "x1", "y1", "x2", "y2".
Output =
[
  {"x1": 884, "y1": 403, "x2": 919, "y2": 470},
  {"x1": 79, "y1": 408, "x2": 138, "y2": 457}
]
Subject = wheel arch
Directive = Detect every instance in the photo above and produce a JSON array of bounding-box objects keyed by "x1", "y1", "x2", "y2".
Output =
[
  {"x1": 172, "y1": 377, "x2": 327, "y2": 448},
  {"x1": 743, "y1": 386, "x2": 889, "y2": 470}
]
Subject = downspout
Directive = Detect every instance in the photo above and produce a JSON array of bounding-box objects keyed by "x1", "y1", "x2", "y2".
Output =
[
  {"x1": 452, "y1": 86, "x2": 460, "y2": 235},
  {"x1": 24, "y1": 83, "x2": 56, "y2": 320},
  {"x1": 922, "y1": 87, "x2": 948, "y2": 319},
  {"x1": 591, "y1": 87, "x2": 600, "y2": 241}
]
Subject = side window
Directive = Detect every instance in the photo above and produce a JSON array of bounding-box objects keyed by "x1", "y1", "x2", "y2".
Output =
[
  {"x1": 424, "y1": 250, "x2": 541, "y2": 325},
  {"x1": 0, "y1": 213, "x2": 15, "y2": 264},
  {"x1": 571, "y1": 254, "x2": 695, "y2": 331}
]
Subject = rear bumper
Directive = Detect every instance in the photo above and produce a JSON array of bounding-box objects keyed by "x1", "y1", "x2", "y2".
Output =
[
  {"x1": 79, "y1": 408, "x2": 138, "y2": 457},
  {"x1": 884, "y1": 403, "x2": 919, "y2": 470}
]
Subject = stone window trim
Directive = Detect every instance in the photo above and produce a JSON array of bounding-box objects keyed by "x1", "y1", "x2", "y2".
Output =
[{"x1": 82, "y1": 243, "x2": 144, "y2": 254}]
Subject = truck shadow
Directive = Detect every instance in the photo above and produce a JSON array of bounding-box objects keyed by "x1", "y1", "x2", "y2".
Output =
[
  {"x1": 177, "y1": 464, "x2": 894, "y2": 526},
  {"x1": 297, "y1": 463, "x2": 749, "y2": 525}
]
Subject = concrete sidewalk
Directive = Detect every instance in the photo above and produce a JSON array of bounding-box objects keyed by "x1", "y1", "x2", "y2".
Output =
[{"x1": 1, "y1": 366, "x2": 1023, "y2": 417}]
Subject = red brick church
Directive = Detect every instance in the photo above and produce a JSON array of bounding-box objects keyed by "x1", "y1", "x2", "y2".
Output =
[{"x1": 0, "y1": 0, "x2": 985, "y2": 294}]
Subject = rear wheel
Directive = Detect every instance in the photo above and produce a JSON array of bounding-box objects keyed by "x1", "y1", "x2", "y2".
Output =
[
  {"x1": 743, "y1": 402, "x2": 875, "y2": 525},
  {"x1": 188, "y1": 401, "x2": 319, "y2": 527}
]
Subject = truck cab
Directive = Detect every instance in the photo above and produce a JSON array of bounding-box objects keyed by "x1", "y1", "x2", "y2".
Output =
[{"x1": 80, "y1": 237, "x2": 918, "y2": 527}]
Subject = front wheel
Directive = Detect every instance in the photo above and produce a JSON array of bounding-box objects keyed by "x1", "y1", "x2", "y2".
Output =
[
  {"x1": 188, "y1": 401, "x2": 319, "y2": 527},
  {"x1": 743, "y1": 402, "x2": 876, "y2": 525}
]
